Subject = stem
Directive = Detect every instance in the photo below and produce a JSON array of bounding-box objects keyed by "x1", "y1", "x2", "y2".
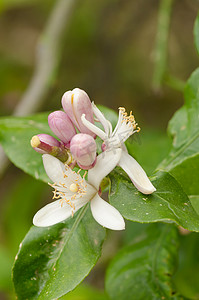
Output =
[
  {"x1": 164, "y1": 74, "x2": 185, "y2": 92},
  {"x1": 152, "y1": 0, "x2": 174, "y2": 92},
  {"x1": 0, "y1": 0, "x2": 76, "y2": 177}
]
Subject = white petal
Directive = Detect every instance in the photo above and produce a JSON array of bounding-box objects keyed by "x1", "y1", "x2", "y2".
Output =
[
  {"x1": 88, "y1": 148, "x2": 122, "y2": 190},
  {"x1": 42, "y1": 154, "x2": 66, "y2": 183},
  {"x1": 90, "y1": 194, "x2": 125, "y2": 230},
  {"x1": 112, "y1": 108, "x2": 122, "y2": 136},
  {"x1": 92, "y1": 102, "x2": 112, "y2": 135},
  {"x1": 42, "y1": 154, "x2": 78, "y2": 187},
  {"x1": 118, "y1": 151, "x2": 156, "y2": 194},
  {"x1": 33, "y1": 198, "x2": 88, "y2": 227},
  {"x1": 81, "y1": 114, "x2": 107, "y2": 140}
]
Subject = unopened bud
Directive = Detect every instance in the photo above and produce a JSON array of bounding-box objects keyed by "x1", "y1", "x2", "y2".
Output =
[
  {"x1": 48, "y1": 111, "x2": 76, "y2": 148},
  {"x1": 30, "y1": 134, "x2": 70, "y2": 163},
  {"x1": 31, "y1": 134, "x2": 60, "y2": 154},
  {"x1": 70, "y1": 133, "x2": 97, "y2": 169},
  {"x1": 61, "y1": 88, "x2": 95, "y2": 138}
]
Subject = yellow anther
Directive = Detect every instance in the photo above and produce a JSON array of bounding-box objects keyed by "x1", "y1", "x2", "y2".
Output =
[
  {"x1": 118, "y1": 107, "x2": 140, "y2": 133},
  {"x1": 30, "y1": 135, "x2": 40, "y2": 148},
  {"x1": 69, "y1": 183, "x2": 79, "y2": 193},
  {"x1": 137, "y1": 127, "x2": 141, "y2": 132},
  {"x1": 119, "y1": 107, "x2": 125, "y2": 113},
  {"x1": 63, "y1": 172, "x2": 68, "y2": 178}
]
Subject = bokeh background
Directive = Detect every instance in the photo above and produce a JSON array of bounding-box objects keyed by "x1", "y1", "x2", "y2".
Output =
[{"x1": 0, "y1": 0, "x2": 199, "y2": 299}]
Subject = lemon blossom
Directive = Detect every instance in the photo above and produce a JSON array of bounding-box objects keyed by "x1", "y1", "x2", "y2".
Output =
[
  {"x1": 33, "y1": 149, "x2": 125, "y2": 230},
  {"x1": 81, "y1": 103, "x2": 156, "y2": 195}
]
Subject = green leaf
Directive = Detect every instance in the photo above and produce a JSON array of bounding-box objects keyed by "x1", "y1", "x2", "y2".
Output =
[
  {"x1": 1, "y1": 174, "x2": 48, "y2": 255},
  {"x1": 158, "y1": 69, "x2": 199, "y2": 194},
  {"x1": 109, "y1": 169, "x2": 199, "y2": 232},
  {"x1": 194, "y1": 12, "x2": 199, "y2": 55},
  {"x1": 60, "y1": 284, "x2": 109, "y2": 300},
  {"x1": 13, "y1": 205, "x2": 105, "y2": 300},
  {"x1": 189, "y1": 195, "x2": 199, "y2": 215},
  {"x1": 174, "y1": 232, "x2": 199, "y2": 299},
  {"x1": 106, "y1": 224, "x2": 182, "y2": 300},
  {"x1": 0, "y1": 113, "x2": 51, "y2": 183}
]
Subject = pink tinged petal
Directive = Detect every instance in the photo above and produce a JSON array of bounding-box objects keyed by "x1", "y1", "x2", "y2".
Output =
[
  {"x1": 90, "y1": 194, "x2": 125, "y2": 230},
  {"x1": 32, "y1": 134, "x2": 60, "y2": 154},
  {"x1": 48, "y1": 111, "x2": 76, "y2": 146},
  {"x1": 38, "y1": 134, "x2": 60, "y2": 147},
  {"x1": 118, "y1": 151, "x2": 156, "y2": 195},
  {"x1": 61, "y1": 88, "x2": 95, "y2": 137},
  {"x1": 70, "y1": 133, "x2": 97, "y2": 169},
  {"x1": 87, "y1": 148, "x2": 122, "y2": 190},
  {"x1": 33, "y1": 198, "x2": 88, "y2": 227}
]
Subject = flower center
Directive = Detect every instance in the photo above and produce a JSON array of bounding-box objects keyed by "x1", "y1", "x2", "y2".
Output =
[{"x1": 49, "y1": 167, "x2": 88, "y2": 216}]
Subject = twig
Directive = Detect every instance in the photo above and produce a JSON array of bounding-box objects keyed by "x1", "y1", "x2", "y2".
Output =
[
  {"x1": 0, "y1": 0, "x2": 76, "y2": 177},
  {"x1": 14, "y1": 0, "x2": 75, "y2": 116},
  {"x1": 152, "y1": 0, "x2": 174, "y2": 92}
]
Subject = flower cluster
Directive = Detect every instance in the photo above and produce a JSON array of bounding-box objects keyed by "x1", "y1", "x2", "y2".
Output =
[
  {"x1": 31, "y1": 88, "x2": 96, "y2": 169},
  {"x1": 31, "y1": 88, "x2": 156, "y2": 231}
]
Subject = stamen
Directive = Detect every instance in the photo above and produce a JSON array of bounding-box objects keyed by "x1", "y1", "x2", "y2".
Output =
[
  {"x1": 118, "y1": 107, "x2": 140, "y2": 132},
  {"x1": 49, "y1": 166, "x2": 88, "y2": 216},
  {"x1": 83, "y1": 171, "x2": 87, "y2": 178},
  {"x1": 63, "y1": 171, "x2": 68, "y2": 178}
]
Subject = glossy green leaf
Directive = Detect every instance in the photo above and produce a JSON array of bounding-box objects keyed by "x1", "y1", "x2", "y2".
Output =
[
  {"x1": 0, "y1": 113, "x2": 51, "y2": 183},
  {"x1": 158, "y1": 69, "x2": 199, "y2": 194},
  {"x1": 194, "y1": 12, "x2": 199, "y2": 56},
  {"x1": 109, "y1": 169, "x2": 199, "y2": 232},
  {"x1": 106, "y1": 224, "x2": 183, "y2": 300},
  {"x1": 13, "y1": 205, "x2": 105, "y2": 300},
  {"x1": 189, "y1": 195, "x2": 199, "y2": 215},
  {"x1": 168, "y1": 154, "x2": 199, "y2": 196}
]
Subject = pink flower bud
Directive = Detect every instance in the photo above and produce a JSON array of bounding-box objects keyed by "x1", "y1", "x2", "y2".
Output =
[
  {"x1": 48, "y1": 111, "x2": 76, "y2": 147},
  {"x1": 31, "y1": 134, "x2": 60, "y2": 154},
  {"x1": 70, "y1": 133, "x2": 97, "y2": 169},
  {"x1": 30, "y1": 134, "x2": 72, "y2": 163},
  {"x1": 61, "y1": 88, "x2": 95, "y2": 138}
]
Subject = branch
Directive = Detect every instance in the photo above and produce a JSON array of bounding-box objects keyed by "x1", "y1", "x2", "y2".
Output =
[
  {"x1": 0, "y1": 0, "x2": 76, "y2": 177},
  {"x1": 152, "y1": 0, "x2": 174, "y2": 92}
]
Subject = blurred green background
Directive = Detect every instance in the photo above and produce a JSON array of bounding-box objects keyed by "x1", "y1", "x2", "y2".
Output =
[{"x1": 0, "y1": 0, "x2": 199, "y2": 299}]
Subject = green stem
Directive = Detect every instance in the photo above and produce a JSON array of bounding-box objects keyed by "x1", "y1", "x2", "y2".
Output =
[
  {"x1": 152, "y1": 0, "x2": 174, "y2": 92},
  {"x1": 164, "y1": 74, "x2": 185, "y2": 92}
]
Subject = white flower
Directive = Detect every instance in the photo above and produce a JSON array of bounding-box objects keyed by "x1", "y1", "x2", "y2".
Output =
[
  {"x1": 33, "y1": 150, "x2": 125, "y2": 230},
  {"x1": 81, "y1": 104, "x2": 156, "y2": 194}
]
